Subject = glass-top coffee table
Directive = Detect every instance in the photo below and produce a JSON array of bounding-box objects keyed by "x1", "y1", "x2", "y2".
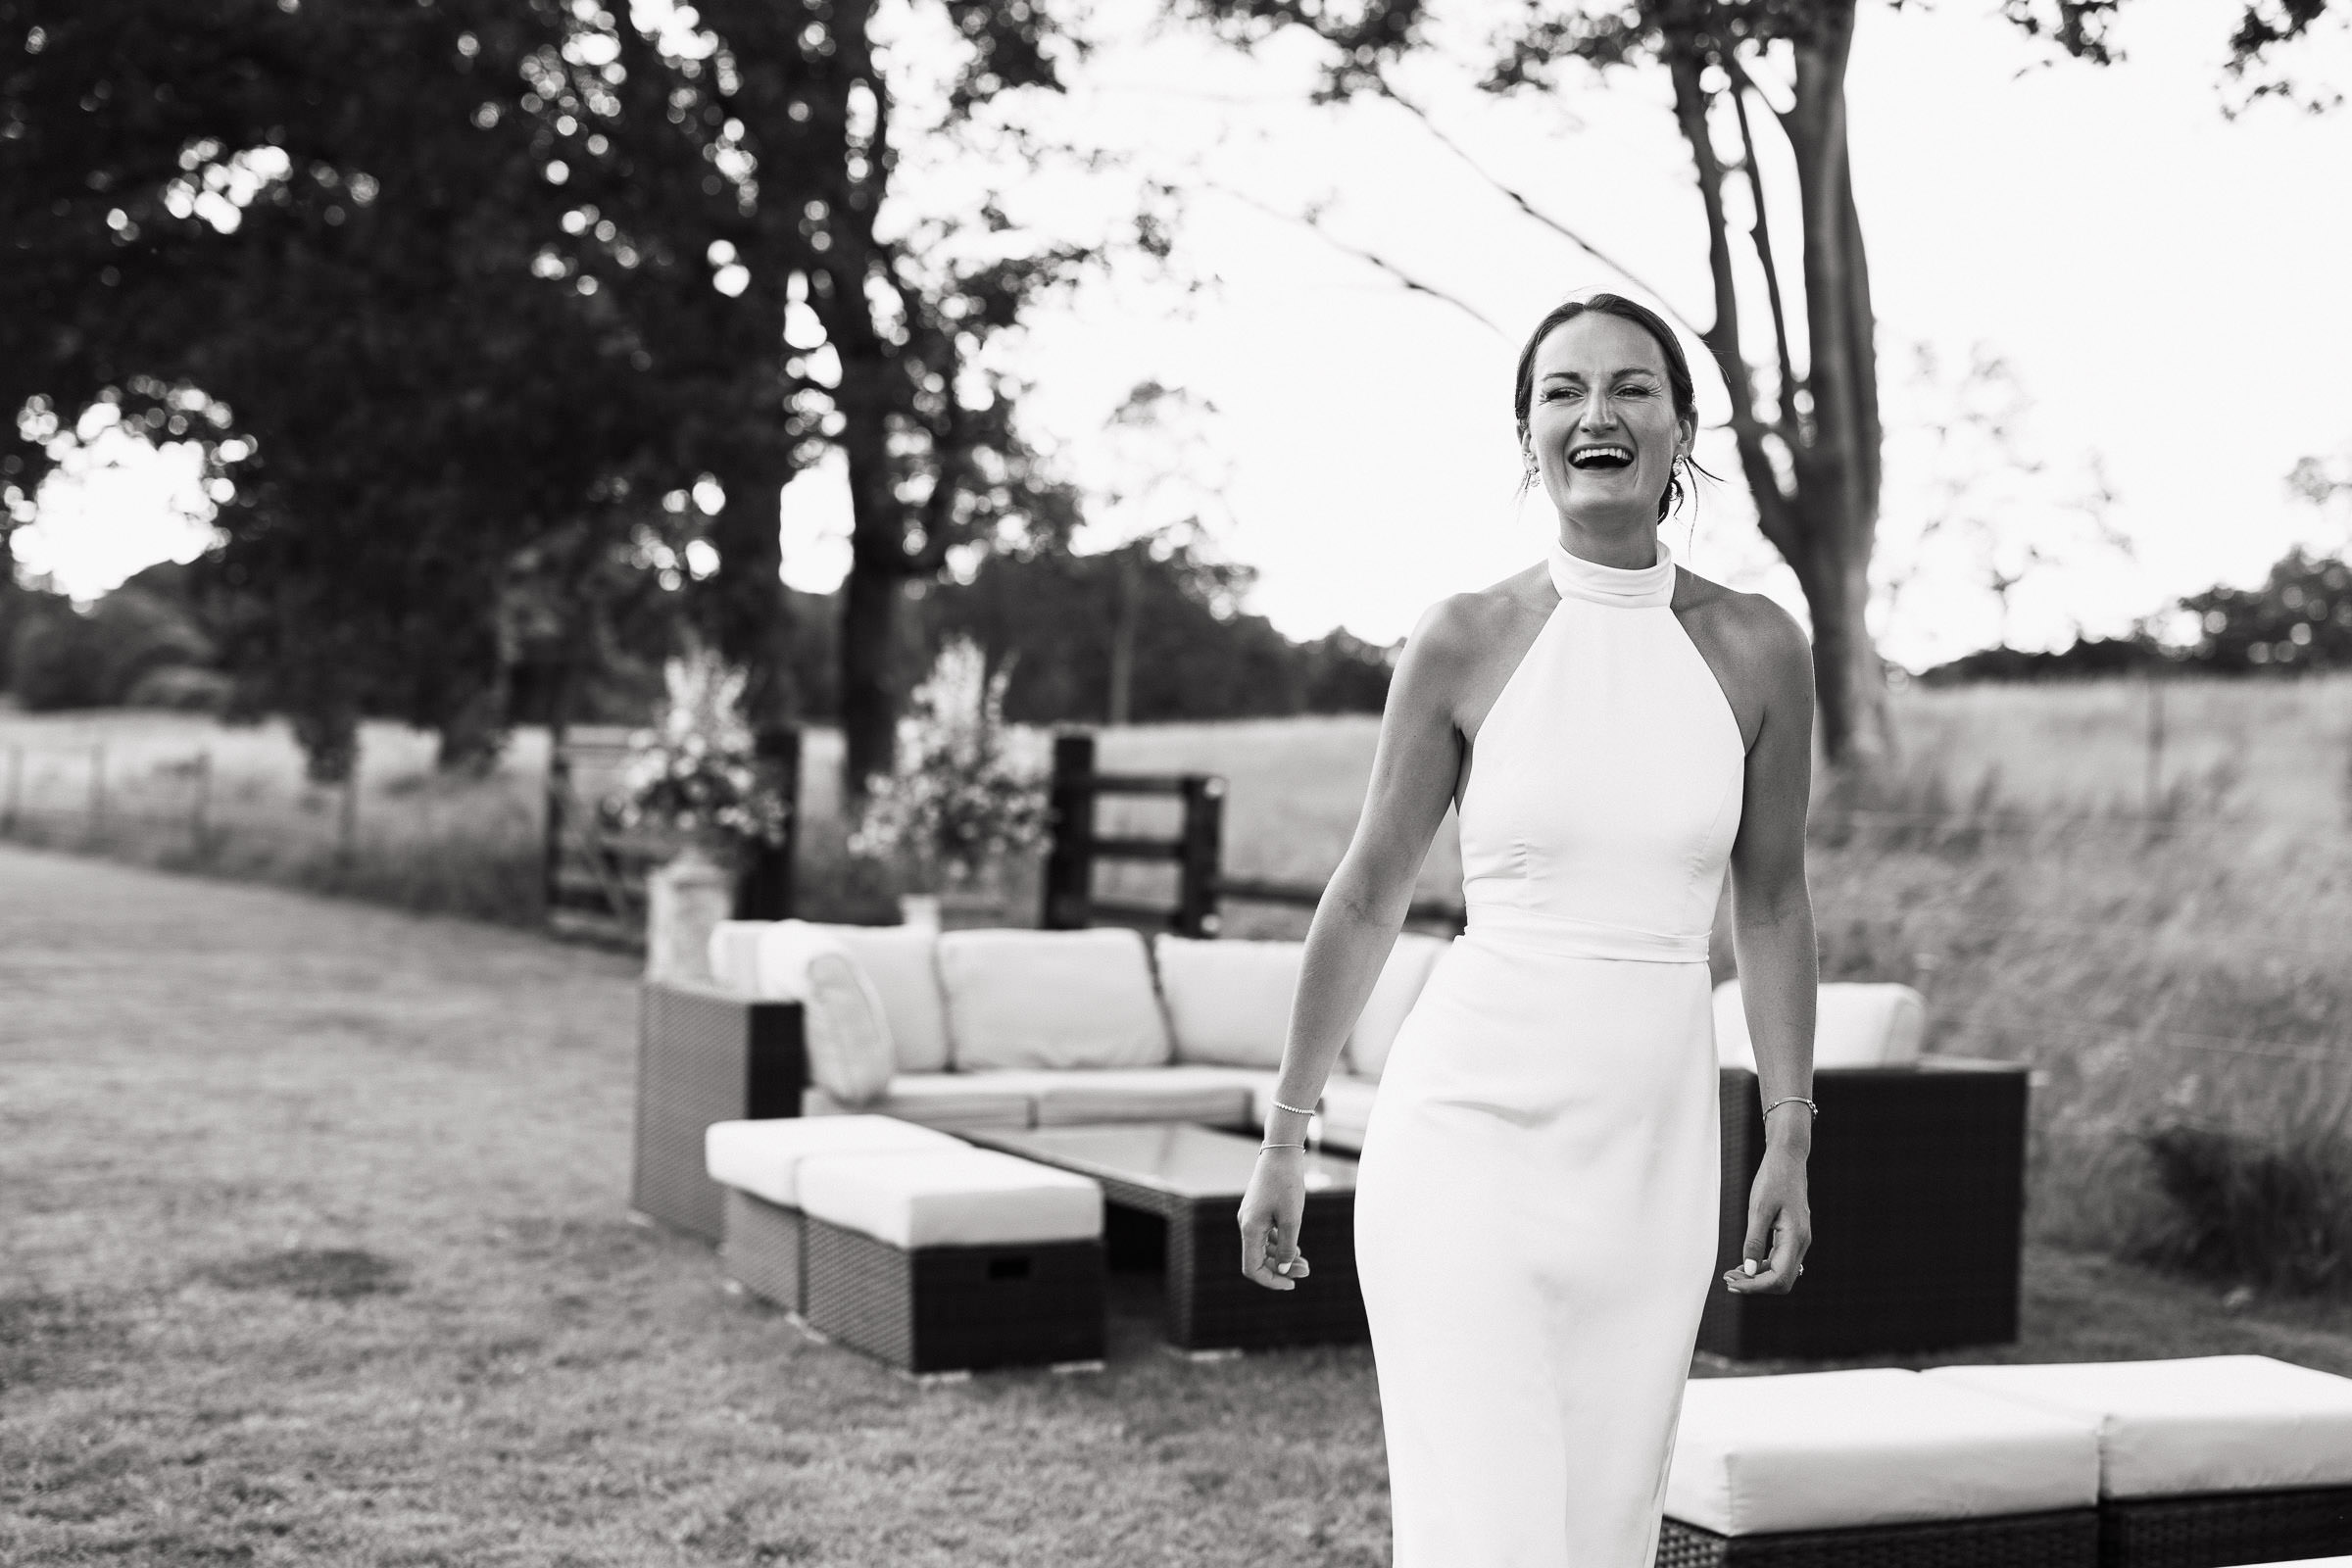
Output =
[{"x1": 964, "y1": 1122, "x2": 1367, "y2": 1353}]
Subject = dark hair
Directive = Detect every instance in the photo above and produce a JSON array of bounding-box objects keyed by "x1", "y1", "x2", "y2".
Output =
[{"x1": 1513, "y1": 292, "x2": 1701, "y2": 521}]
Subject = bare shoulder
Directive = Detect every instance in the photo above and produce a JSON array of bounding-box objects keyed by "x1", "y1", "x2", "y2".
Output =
[
  {"x1": 1673, "y1": 569, "x2": 1811, "y2": 745},
  {"x1": 1383, "y1": 564, "x2": 1552, "y2": 738},
  {"x1": 1675, "y1": 570, "x2": 1808, "y2": 683}
]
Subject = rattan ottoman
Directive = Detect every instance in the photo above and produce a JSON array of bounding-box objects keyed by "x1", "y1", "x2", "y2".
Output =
[
  {"x1": 1927, "y1": 1357, "x2": 2352, "y2": 1568},
  {"x1": 705, "y1": 1115, "x2": 964, "y2": 1313},
  {"x1": 1662, "y1": 1368, "x2": 2103, "y2": 1568},
  {"x1": 795, "y1": 1147, "x2": 1106, "y2": 1374}
]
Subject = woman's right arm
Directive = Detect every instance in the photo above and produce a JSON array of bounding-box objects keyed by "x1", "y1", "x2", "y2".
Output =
[{"x1": 1238, "y1": 598, "x2": 1473, "y2": 1291}]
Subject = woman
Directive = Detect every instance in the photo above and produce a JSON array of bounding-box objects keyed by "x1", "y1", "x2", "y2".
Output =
[{"x1": 1237, "y1": 293, "x2": 1819, "y2": 1567}]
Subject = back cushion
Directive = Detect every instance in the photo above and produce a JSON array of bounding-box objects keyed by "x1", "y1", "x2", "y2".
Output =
[
  {"x1": 937, "y1": 928, "x2": 1172, "y2": 1071},
  {"x1": 1346, "y1": 932, "x2": 1451, "y2": 1080},
  {"x1": 1712, "y1": 981, "x2": 1927, "y2": 1071},
  {"x1": 1152, "y1": 936, "x2": 1305, "y2": 1069},
  {"x1": 800, "y1": 952, "x2": 899, "y2": 1106},
  {"x1": 709, "y1": 919, "x2": 952, "y2": 1075}
]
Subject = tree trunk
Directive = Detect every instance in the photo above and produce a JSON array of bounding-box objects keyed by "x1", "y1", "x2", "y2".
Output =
[
  {"x1": 705, "y1": 453, "x2": 803, "y2": 732},
  {"x1": 1107, "y1": 549, "x2": 1139, "y2": 725},
  {"x1": 837, "y1": 353, "x2": 904, "y2": 800}
]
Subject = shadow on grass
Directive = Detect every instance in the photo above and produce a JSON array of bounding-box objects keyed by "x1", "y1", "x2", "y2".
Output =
[{"x1": 196, "y1": 1248, "x2": 408, "y2": 1302}]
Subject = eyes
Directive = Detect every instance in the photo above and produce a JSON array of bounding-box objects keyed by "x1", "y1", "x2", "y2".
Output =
[{"x1": 1540, "y1": 380, "x2": 1659, "y2": 403}]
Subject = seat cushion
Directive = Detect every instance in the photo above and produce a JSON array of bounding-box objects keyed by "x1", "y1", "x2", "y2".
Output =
[
  {"x1": 704, "y1": 1114, "x2": 962, "y2": 1208},
  {"x1": 708, "y1": 919, "x2": 952, "y2": 1074},
  {"x1": 803, "y1": 1073, "x2": 1037, "y2": 1133},
  {"x1": 1713, "y1": 981, "x2": 1926, "y2": 1072},
  {"x1": 1031, "y1": 1066, "x2": 1260, "y2": 1128},
  {"x1": 937, "y1": 928, "x2": 1172, "y2": 1072},
  {"x1": 1665, "y1": 1367, "x2": 2101, "y2": 1535},
  {"x1": 1346, "y1": 932, "x2": 1450, "y2": 1080},
  {"x1": 797, "y1": 1147, "x2": 1103, "y2": 1248},
  {"x1": 1152, "y1": 935, "x2": 1302, "y2": 1069},
  {"x1": 1924, "y1": 1356, "x2": 2352, "y2": 1496}
]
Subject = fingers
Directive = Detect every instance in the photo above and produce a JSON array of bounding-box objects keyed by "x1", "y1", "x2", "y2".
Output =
[
  {"x1": 1722, "y1": 1207, "x2": 1810, "y2": 1295},
  {"x1": 1237, "y1": 1216, "x2": 1304, "y2": 1292}
]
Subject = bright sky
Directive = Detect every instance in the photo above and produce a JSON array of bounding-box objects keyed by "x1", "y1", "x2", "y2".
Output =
[{"x1": 19, "y1": 0, "x2": 2352, "y2": 670}]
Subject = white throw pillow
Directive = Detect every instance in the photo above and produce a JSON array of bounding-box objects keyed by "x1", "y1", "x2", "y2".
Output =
[
  {"x1": 1712, "y1": 980, "x2": 1926, "y2": 1072},
  {"x1": 800, "y1": 950, "x2": 898, "y2": 1107},
  {"x1": 1346, "y1": 932, "x2": 1450, "y2": 1080},
  {"x1": 707, "y1": 919, "x2": 951, "y2": 1074},
  {"x1": 937, "y1": 928, "x2": 1172, "y2": 1072},
  {"x1": 1152, "y1": 935, "x2": 1303, "y2": 1069}
]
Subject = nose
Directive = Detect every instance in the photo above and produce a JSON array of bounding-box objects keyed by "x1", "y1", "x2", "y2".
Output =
[{"x1": 1578, "y1": 391, "x2": 1620, "y2": 430}]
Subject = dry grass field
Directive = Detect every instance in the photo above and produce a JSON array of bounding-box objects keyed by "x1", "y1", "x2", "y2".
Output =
[
  {"x1": 6, "y1": 672, "x2": 2350, "y2": 1267},
  {"x1": 11, "y1": 842, "x2": 2352, "y2": 1567}
]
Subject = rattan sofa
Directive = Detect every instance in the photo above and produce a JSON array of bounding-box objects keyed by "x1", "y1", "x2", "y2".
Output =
[{"x1": 634, "y1": 922, "x2": 2030, "y2": 1360}]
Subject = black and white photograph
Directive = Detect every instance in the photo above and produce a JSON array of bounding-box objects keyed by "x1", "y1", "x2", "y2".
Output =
[{"x1": 5, "y1": 0, "x2": 2352, "y2": 1562}]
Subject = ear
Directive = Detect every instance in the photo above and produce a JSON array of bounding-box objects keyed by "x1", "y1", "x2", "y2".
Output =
[{"x1": 1677, "y1": 414, "x2": 1696, "y2": 460}]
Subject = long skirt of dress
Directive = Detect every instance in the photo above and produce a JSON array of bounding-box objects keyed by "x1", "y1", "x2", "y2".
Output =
[{"x1": 1353, "y1": 932, "x2": 1723, "y2": 1568}]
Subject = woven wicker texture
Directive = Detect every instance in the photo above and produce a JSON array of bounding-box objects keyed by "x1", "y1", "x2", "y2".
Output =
[
  {"x1": 2101, "y1": 1484, "x2": 2352, "y2": 1568},
  {"x1": 1699, "y1": 1063, "x2": 2029, "y2": 1360},
  {"x1": 1658, "y1": 1507, "x2": 2099, "y2": 1568},
  {"x1": 802, "y1": 1216, "x2": 1104, "y2": 1373},
  {"x1": 631, "y1": 983, "x2": 808, "y2": 1241},
  {"x1": 720, "y1": 1189, "x2": 807, "y2": 1312}
]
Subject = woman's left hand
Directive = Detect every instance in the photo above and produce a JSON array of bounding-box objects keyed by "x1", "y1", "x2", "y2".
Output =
[{"x1": 1723, "y1": 1149, "x2": 1811, "y2": 1295}]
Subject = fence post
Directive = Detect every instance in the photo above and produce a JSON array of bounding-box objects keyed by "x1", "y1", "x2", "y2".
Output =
[
  {"x1": 337, "y1": 767, "x2": 359, "y2": 863},
  {"x1": 88, "y1": 743, "x2": 107, "y2": 838},
  {"x1": 1041, "y1": 731, "x2": 1096, "y2": 929},
  {"x1": 190, "y1": 750, "x2": 212, "y2": 854},
  {"x1": 734, "y1": 723, "x2": 801, "y2": 920},
  {"x1": 543, "y1": 742, "x2": 571, "y2": 919},
  {"x1": 2, "y1": 745, "x2": 19, "y2": 835},
  {"x1": 1177, "y1": 774, "x2": 1226, "y2": 938}
]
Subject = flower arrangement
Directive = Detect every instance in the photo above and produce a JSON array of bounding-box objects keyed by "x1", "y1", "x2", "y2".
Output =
[
  {"x1": 611, "y1": 648, "x2": 791, "y2": 854},
  {"x1": 849, "y1": 637, "x2": 1049, "y2": 891}
]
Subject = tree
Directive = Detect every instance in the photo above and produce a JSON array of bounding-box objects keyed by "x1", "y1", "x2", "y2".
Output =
[{"x1": 1177, "y1": 0, "x2": 2336, "y2": 767}]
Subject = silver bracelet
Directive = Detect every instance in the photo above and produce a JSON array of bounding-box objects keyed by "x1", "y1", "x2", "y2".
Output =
[
  {"x1": 1270, "y1": 1098, "x2": 1319, "y2": 1118},
  {"x1": 1763, "y1": 1096, "x2": 1820, "y2": 1119},
  {"x1": 1260, "y1": 1141, "x2": 1304, "y2": 1152}
]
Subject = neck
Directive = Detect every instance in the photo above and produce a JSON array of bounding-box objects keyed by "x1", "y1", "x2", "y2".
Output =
[{"x1": 1555, "y1": 512, "x2": 1661, "y2": 570}]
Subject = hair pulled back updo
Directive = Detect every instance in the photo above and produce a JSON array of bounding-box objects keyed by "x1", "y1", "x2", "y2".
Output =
[{"x1": 1512, "y1": 293, "x2": 1701, "y2": 522}]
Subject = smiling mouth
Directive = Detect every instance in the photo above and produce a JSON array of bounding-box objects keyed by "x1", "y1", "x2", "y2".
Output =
[{"x1": 1569, "y1": 445, "x2": 1635, "y2": 470}]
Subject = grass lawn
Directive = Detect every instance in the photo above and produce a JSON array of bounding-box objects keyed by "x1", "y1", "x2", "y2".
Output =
[{"x1": 6, "y1": 842, "x2": 2352, "y2": 1567}]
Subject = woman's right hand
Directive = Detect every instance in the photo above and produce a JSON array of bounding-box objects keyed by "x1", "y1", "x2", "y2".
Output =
[{"x1": 1237, "y1": 1148, "x2": 1312, "y2": 1292}]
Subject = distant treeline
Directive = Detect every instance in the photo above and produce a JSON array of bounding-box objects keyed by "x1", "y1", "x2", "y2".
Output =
[
  {"x1": 0, "y1": 534, "x2": 1396, "y2": 728},
  {"x1": 1917, "y1": 547, "x2": 2350, "y2": 684}
]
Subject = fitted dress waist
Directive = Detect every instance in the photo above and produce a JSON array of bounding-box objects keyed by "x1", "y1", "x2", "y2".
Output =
[{"x1": 1461, "y1": 902, "x2": 1711, "y2": 963}]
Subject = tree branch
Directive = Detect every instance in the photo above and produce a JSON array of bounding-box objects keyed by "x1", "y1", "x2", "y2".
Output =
[
  {"x1": 1375, "y1": 85, "x2": 1709, "y2": 344},
  {"x1": 1666, "y1": 48, "x2": 1795, "y2": 552},
  {"x1": 1730, "y1": 80, "x2": 1799, "y2": 443},
  {"x1": 1205, "y1": 183, "x2": 1506, "y2": 337}
]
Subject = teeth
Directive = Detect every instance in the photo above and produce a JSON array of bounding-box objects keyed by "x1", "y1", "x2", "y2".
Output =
[{"x1": 1570, "y1": 446, "x2": 1633, "y2": 467}]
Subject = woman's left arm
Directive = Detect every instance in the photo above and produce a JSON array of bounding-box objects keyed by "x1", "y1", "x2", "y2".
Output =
[{"x1": 1722, "y1": 601, "x2": 1819, "y2": 1297}]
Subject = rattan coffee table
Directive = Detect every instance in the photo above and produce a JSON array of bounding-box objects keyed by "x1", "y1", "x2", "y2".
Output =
[{"x1": 965, "y1": 1122, "x2": 1367, "y2": 1353}]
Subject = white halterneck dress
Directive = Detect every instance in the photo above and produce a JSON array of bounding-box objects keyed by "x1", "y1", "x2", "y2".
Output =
[{"x1": 1353, "y1": 537, "x2": 1745, "y2": 1568}]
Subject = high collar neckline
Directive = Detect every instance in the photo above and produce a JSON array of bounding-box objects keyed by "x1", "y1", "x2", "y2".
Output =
[{"x1": 1546, "y1": 534, "x2": 1676, "y2": 609}]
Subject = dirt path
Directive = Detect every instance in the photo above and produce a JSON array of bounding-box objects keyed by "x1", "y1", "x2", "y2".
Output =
[{"x1": 4, "y1": 845, "x2": 2348, "y2": 1566}]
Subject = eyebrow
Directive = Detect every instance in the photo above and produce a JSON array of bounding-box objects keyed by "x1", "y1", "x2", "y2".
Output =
[{"x1": 1540, "y1": 366, "x2": 1662, "y2": 381}]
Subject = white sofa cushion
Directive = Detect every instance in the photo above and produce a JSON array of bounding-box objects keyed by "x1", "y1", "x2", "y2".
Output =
[
  {"x1": 703, "y1": 1114, "x2": 962, "y2": 1208},
  {"x1": 1152, "y1": 935, "x2": 1302, "y2": 1069},
  {"x1": 1924, "y1": 1356, "x2": 2352, "y2": 1496},
  {"x1": 709, "y1": 919, "x2": 952, "y2": 1074},
  {"x1": 937, "y1": 928, "x2": 1172, "y2": 1072},
  {"x1": 1665, "y1": 1368, "x2": 2101, "y2": 1535},
  {"x1": 1712, "y1": 981, "x2": 1926, "y2": 1072},
  {"x1": 797, "y1": 1147, "x2": 1103, "y2": 1248},
  {"x1": 804, "y1": 1073, "x2": 1036, "y2": 1132},
  {"x1": 1346, "y1": 932, "x2": 1450, "y2": 1080},
  {"x1": 1032, "y1": 1066, "x2": 1259, "y2": 1127},
  {"x1": 802, "y1": 951, "x2": 897, "y2": 1106}
]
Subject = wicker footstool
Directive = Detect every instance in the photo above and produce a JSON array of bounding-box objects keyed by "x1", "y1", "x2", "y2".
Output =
[
  {"x1": 795, "y1": 1147, "x2": 1106, "y2": 1375},
  {"x1": 1662, "y1": 1368, "x2": 2103, "y2": 1568},
  {"x1": 1927, "y1": 1357, "x2": 2352, "y2": 1568},
  {"x1": 705, "y1": 1114, "x2": 964, "y2": 1313}
]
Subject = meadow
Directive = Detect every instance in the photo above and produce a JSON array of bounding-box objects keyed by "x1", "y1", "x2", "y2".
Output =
[{"x1": 4, "y1": 672, "x2": 2350, "y2": 1276}]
